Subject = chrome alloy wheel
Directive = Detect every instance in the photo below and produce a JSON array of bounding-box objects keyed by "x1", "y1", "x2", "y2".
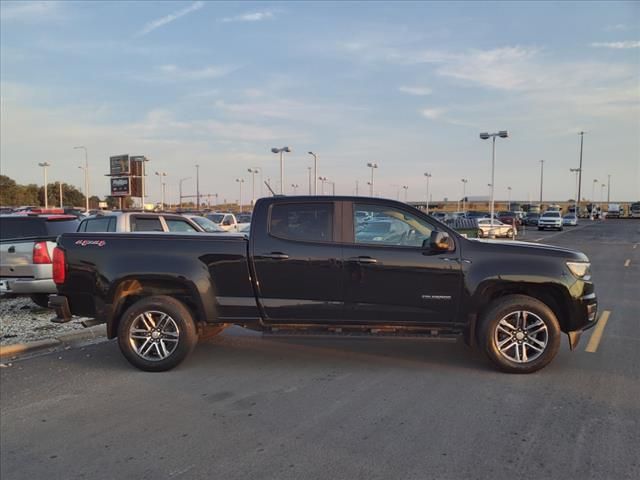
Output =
[
  {"x1": 493, "y1": 310, "x2": 548, "y2": 363},
  {"x1": 129, "y1": 311, "x2": 180, "y2": 361}
]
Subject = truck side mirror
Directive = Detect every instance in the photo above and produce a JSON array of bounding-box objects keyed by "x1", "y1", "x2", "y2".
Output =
[{"x1": 426, "y1": 231, "x2": 450, "y2": 251}]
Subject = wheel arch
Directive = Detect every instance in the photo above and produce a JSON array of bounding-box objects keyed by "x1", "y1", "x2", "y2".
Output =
[{"x1": 106, "y1": 276, "x2": 216, "y2": 339}]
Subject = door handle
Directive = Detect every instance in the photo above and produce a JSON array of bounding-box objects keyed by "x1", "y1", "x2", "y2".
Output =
[
  {"x1": 348, "y1": 256, "x2": 378, "y2": 264},
  {"x1": 261, "y1": 252, "x2": 289, "y2": 260},
  {"x1": 8, "y1": 246, "x2": 15, "y2": 253}
]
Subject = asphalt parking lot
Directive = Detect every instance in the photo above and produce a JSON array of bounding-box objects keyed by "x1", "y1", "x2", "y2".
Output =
[{"x1": 1, "y1": 220, "x2": 638, "y2": 480}]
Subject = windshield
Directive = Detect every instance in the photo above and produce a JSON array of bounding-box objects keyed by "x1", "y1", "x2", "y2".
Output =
[
  {"x1": 207, "y1": 214, "x2": 225, "y2": 224},
  {"x1": 191, "y1": 216, "x2": 224, "y2": 232},
  {"x1": 542, "y1": 212, "x2": 561, "y2": 218}
]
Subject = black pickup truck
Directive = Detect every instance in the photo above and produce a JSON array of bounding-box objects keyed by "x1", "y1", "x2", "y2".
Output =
[{"x1": 49, "y1": 196, "x2": 598, "y2": 373}]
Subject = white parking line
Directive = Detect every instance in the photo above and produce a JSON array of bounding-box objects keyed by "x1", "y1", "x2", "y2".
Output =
[
  {"x1": 585, "y1": 311, "x2": 611, "y2": 353},
  {"x1": 624, "y1": 259, "x2": 631, "y2": 267}
]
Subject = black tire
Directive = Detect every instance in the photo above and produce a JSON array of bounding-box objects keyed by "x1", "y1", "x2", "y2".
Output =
[
  {"x1": 117, "y1": 295, "x2": 197, "y2": 372},
  {"x1": 479, "y1": 294, "x2": 561, "y2": 374},
  {"x1": 198, "y1": 324, "x2": 227, "y2": 341},
  {"x1": 30, "y1": 294, "x2": 50, "y2": 309}
]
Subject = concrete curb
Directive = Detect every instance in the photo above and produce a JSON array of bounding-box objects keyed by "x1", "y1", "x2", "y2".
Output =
[{"x1": 0, "y1": 324, "x2": 107, "y2": 359}]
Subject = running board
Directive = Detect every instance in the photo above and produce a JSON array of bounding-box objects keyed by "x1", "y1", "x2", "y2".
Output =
[{"x1": 264, "y1": 327, "x2": 460, "y2": 342}]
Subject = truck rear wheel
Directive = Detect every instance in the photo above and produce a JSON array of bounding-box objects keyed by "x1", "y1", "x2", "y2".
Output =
[
  {"x1": 117, "y1": 295, "x2": 197, "y2": 372},
  {"x1": 479, "y1": 295, "x2": 561, "y2": 374}
]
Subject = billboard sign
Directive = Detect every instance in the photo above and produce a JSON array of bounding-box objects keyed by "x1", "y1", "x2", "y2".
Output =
[
  {"x1": 110, "y1": 155, "x2": 130, "y2": 176},
  {"x1": 110, "y1": 176, "x2": 131, "y2": 196}
]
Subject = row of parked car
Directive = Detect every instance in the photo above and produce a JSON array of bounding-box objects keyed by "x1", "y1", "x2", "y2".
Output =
[{"x1": 0, "y1": 209, "x2": 252, "y2": 306}]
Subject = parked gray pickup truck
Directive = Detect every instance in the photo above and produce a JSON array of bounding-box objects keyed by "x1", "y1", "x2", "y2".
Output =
[{"x1": 0, "y1": 214, "x2": 80, "y2": 307}]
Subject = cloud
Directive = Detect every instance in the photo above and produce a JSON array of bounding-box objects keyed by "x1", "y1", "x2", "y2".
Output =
[
  {"x1": 605, "y1": 24, "x2": 628, "y2": 32},
  {"x1": 421, "y1": 108, "x2": 447, "y2": 119},
  {"x1": 590, "y1": 41, "x2": 640, "y2": 49},
  {"x1": 220, "y1": 11, "x2": 274, "y2": 23},
  {"x1": 0, "y1": 1, "x2": 61, "y2": 22},
  {"x1": 398, "y1": 86, "x2": 432, "y2": 96},
  {"x1": 136, "y1": 1, "x2": 204, "y2": 37},
  {"x1": 136, "y1": 64, "x2": 237, "y2": 82}
]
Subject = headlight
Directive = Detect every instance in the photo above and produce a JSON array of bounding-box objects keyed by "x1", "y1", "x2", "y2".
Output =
[{"x1": 566, "y1": 261, "x2": 591, "y2": 279}]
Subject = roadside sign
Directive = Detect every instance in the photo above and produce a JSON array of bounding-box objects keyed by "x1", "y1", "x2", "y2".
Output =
[
  {"x1": 110, "y1": 176, "x2": 131, "y2": 196},
  {"x1": 109, "y1": 155, "x2": 130, "y2": 176}
]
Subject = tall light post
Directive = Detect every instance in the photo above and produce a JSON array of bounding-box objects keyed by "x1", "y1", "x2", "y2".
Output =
[
  {"x1": 366, "y1": 162, "x2": 378, "y2": 196},
  {"x1": 367, "y1": 181, "x2": 374, "y2": 197},
  {"x1": 539, "y1": 160, "x2": 545, "y2": 206},
  {"x1": 308, "y1": 152, "x2": 318, "y2": 195},
  {"x1": 271, "y1": 146, "x2": 291, "y2": 194},
  {"x1": 235, "y1": 178, "x2": 245, "y2": 212},
  {"x1": 155, "y1": 171, "x2": 167, "y2": 210},
  {"x1": 607, "y1": 174, "x2": 611, "y2": 203},
  {"x1": 600, "y1": 183, "x2": 606, "y2": 207},
  {"x1": 139, "y1": 156, "x2": 150, "y2": 210},
  {"x1": 38, "y1": 162, "x2": 50, "y2": 208},
  {"x1": 424, "y1": 172, "x2": 432, "y2": 213},
  {"x1": 178, "y1": 177, "x2": 191, "y2": 209},
  {"x1": 577, "y1": 131, "x2": 585, "y2": 217},
  {"x1": 570, "y1": 168, "x2": 581, "y2": 207},
  {"x1": 402, "y1": 185, "x2": 409, "y2": 203},
  {"x1": 291, "y1": 183, "x2": 299, "y2": 195},
  {"x1": 461, "y1": 178, "x2": 468, "y2": 213},
  {"x1": 307, "y1": 167, "x2": 312, "y2": 194},
  {"x1": 59, "y1": 181, "x2": 64, "y2": 208},
  {"x1": 318, "y1": 176, "x2": 328, "y2": 195},
  {"x1": 507, "y1": 186, "x2": 512, "y2": 211},
  {"x1": 247, "y1": 168, "x2": 260, "y2": 207},
  {"x1": 195, "y1": 164, "x2": 200, "y2": 209},
  {"x1": 73, "y1": 146, "x2": 89, "y2": 211},
  {"x1": 479, "y1": 130, "x2": 509, "y2": 226},
  {"x1": 591, "y1": 179, "x2": 598, "y2": 203}
]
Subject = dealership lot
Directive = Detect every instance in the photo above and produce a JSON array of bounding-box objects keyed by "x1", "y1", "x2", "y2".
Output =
[{"x1": 1, "y1": 220, "x2": 638, "y2": 480}]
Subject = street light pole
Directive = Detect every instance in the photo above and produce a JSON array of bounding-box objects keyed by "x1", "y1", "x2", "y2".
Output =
[
  {"x1": 307, "y1": 167, "x2": 312, "y2": 195},
  {"x1": 291, "y1": 184, "x2": 299, "y2": 195},
  {"x1": 424, "y1": 172, "x2": 432, "y2": 213},
  {"x1": 155, "y1": 172, "x2": 167, "y2": 210},
  {"x1": 38, "y1": 162, "x2": 50, "y2": 208},
  {"x1": 577, "y1": 131, "x2": 585, "y2": 216},
  {"x1": 179, "y1": 177, "x2": 191, "y2": 209},
  {"x1": 461, "y1": 178, "x2": 468, "y2": 213},
  {"x1": 366, "y1": 162, "x2": 378, "y2": 196},
  {"x1": 539, "y1": 160, "x2": 544, "y2": 206},
  {"x1": 247, "y1": 168, "x2": 259, "y2": 207},
  {"x1": 308, "y1": 152, "x2": 318, "y2": 195},
  {"x1": 479, "y1": 130, "x2": 509, "y2": 226},
  {"x1": 73, "y1": 146, "x2": 89, "y2": 211},
  {"x1": 402, "y1": 185, "x2": 408, "y2": 203},
  {"x1": 59, "y1": 181, "x2": 63, "y2": 208},
  {"x1": 195, "y1": 164, "x2": 200, "y2": 209},
  {"x1": 607, "y1": 174, "x2": 611, "y2": 203},
  {"x1": 271, "y1": 146, "x2": 291, "y2": 194},
  {"x1": 235, "y1": 178, "x2": 245, "y2": 213},
  {"x1": 318, "y1": 176, "x2": 328, "y2": 195},
  {"x1": 570, "y1": 168, "x2": 580, "y2": 208},
  {"x1": 507, "y1": 186, "x2": 512, "y2": 211}
]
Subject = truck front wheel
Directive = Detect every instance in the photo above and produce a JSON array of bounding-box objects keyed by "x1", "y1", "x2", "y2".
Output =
[
  {"x1": 117, "y1": 295, "x2": 197, "y2": 372},
  {"x1": 479, "y1": 295, "x2": 561, "y2": 373}
]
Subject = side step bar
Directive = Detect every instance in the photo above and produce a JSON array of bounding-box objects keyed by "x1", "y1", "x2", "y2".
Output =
[{"x1": 264, "y1": 327, "x2": 461, "y2": 342}]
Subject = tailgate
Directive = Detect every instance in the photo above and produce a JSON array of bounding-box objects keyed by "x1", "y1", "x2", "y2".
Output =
[{"x1": 0, "y1": 240, "x2": 35, "y2": 278}]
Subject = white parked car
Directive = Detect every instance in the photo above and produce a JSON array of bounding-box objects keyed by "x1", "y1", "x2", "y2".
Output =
[
  {"x1": 476, "y1": 219, "x2": 515, "y2": 238},
  {"x1": 538, "y1": 211, "x2": 563, "y2": 231},
  {"x1": 205, "y1": 213, "x2": 238, "y2": 232},
  {"x1": 562, "y1": 214, "x2": 578, "y2": 226}
]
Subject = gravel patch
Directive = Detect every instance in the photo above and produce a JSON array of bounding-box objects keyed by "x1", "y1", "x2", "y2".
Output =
[{"x1": 0, "y1": 296, "x2": 88, "y2": 346}]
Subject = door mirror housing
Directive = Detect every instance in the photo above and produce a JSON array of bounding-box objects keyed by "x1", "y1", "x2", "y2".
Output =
[{"x1": 426, "y1": 231, "x2": 450, "y2": 251}]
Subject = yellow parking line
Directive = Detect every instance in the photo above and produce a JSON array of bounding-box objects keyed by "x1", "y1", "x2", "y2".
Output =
[
  {"x1": 624, "y1": 259, "x2": 631, "y2": 267},
  {"x1": 585, "y1": 310, "x2": 611, "y2": 353}
]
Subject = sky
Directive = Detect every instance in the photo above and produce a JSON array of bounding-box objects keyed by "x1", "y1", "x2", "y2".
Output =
[{"x1": 1, "y1": 0, "x2": 639, "y2": 205}]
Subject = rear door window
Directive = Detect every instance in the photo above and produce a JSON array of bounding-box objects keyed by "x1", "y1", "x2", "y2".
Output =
[
  {"x1": 269, "y1": 203, "x2": 333, "y2": 242},
  {"x1": 165, "y1": 218, "x2": 198, "y2": 232},
  {"x1": 131, "y1": 216, "x2": 163, "y2": 232},
  {"x1": 81, "y1": 217, "x2": 115, "y2": 232}
]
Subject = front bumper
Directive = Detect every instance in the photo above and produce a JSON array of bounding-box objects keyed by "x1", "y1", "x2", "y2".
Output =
[
  {"x1": 567, "y1": 291, "x2": 598, "y2": 350},
  {"x1": 0, "y1": 278, "x2": 57, "y2": 295}
]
